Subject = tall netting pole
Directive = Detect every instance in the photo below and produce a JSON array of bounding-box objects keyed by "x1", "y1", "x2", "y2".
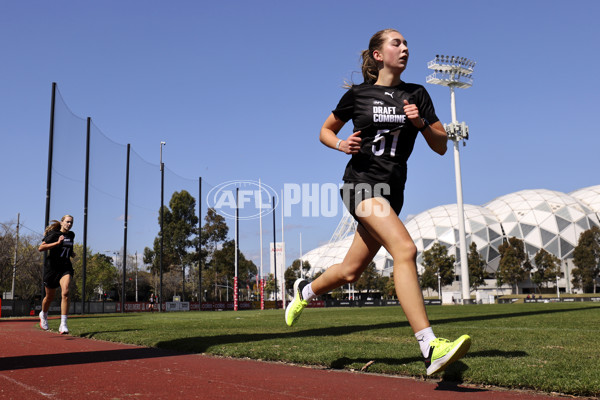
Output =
[
  {"x1": 273, "y1": 196, "x2": 277, "y2": 309},
  {"x1": 198, "y1": 176, "x2": 202, "y2": 310},
  {"x1": 234, "y1": 188, "x2": 239, "y2": 311},
  {"x1": 121, "y1": 144, "x2": 131, "y2": 313},
  {"x1": 259, "y1": 179, "x2": 264, "y2": 310},
  {"x1": 159, "y1": 142, "x2": 165, "y2": 311},
  {"x1": 43, "y1": 82, "x2": 57, "y2": 298},
  {"x1": 82, "y1": 117, "x2": 91, "y2": 314}
]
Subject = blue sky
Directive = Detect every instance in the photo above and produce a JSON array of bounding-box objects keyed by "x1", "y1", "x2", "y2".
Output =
[{"x1": 1, "y1": 0, "x2": 599, "y2": 271}]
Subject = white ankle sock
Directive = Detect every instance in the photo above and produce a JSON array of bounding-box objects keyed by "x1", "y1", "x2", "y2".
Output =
[
  {"x1": 41, "y1": 311, "x2": 48, "y2": 319},
  {"x1": 415, "y1": 327, "x2": 436, "y2": 358},
  {"x1": 302, "y1": 283, "x2": 316, "y2": 301},
  {"x1": 61, "y1": 315, "x2": 68, "y2": 325}
]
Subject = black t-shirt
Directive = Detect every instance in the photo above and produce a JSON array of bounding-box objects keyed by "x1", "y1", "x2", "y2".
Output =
[
  {"x1": 43, "y1": 230, "x2": 75, "y2": 268},
  {"x1": 332, "y1": 82, "x2": 440, "y2": 188}
]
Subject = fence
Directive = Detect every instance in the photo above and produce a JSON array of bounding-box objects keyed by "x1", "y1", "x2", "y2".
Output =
[{"x1": 45, "y1": 83, "x2": 214, "y2": 308}]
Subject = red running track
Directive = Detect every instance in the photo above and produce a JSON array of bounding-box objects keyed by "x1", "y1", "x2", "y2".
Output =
[{"x1": 0, "y1": 317, "x2": 565, "y2": 400}]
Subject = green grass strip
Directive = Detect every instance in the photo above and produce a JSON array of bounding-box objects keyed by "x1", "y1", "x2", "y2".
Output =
[{"x1": 60, "y1": 303, "x2": 600, "y2": 397}]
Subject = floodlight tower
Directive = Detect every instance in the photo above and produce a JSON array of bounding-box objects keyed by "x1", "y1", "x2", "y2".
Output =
[{"x1": 426, "y1": 55, "x2": 476, "y2": 304}]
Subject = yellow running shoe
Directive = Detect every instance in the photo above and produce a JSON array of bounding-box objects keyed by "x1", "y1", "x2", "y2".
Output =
[
  {"x1": 425, "y1": 335, "x2": 471, "y2": 375},
  {"x1": 285, "y1": 279, "x2": 309, "y2": 327}
]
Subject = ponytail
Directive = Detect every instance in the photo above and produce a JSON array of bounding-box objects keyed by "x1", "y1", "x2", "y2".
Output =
[
  {"x1": 44, "y1": 220, "x2": 61, "y2": 236},
  {"x1": 361, "y1": 49, "x2": 379, "y2": 84},
  {"x1": 43, "y1": 214, "x2": 73, "y2": 236},
  {"x1": 360, "y1": 28, "x2": 399, "y2": 84}
]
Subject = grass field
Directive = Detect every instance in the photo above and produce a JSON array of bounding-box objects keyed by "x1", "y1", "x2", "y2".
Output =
[{"x1": 60, "y1": 302, "x2": 600, "y2": 397}]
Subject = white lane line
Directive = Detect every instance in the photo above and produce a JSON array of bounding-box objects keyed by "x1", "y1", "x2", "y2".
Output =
[{"x1": 0, "y1": 373, "x2": 55, "y2": 398}]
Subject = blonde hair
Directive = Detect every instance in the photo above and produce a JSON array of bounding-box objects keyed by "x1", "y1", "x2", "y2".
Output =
[{"x1": 44, "y1": 214, "x2": 73, "y2": 236}]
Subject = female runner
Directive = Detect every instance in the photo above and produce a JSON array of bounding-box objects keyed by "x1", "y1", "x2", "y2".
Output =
[
  {"x1": 38, "y1": 215, "x2": 76, "y2": 334},
  {"x1": 285, "y1": 29, "x2": 470, "y2": 375}
]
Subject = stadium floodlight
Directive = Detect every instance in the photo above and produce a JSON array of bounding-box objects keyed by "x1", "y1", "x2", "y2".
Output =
[
  {"x1": 160, "y1": 141, "x2": 166, "y2": 169},
  {"x1": 426, "y1": 55, "x2": 476, "y2": 304}
]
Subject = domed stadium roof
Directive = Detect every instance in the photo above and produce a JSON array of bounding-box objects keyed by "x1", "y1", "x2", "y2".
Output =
[
  {"x1": 569, "y1": 185, "x2": 600, "y2": 214},
  {"x1": 301, "y1": 185, "x2": 600, "y2": 276},
  {"x1": 484, "y1": 189, "x2": 599, "y2": 260},
  {"x1": 405, "y1": 204, "x2": 503, "y2": 272},
  {"x1": 302, "y1": 226, "x2": 391, "y2": 277}
]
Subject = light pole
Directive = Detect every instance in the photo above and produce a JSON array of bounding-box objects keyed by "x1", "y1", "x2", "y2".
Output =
[
  {"x1": 437, "y1": 268, "x2": 442, "y2": 300},
  {"x1": 160, "y1": 141, "x2": 166, "y2": 311},
  {"x1": 427, "y1": 55, "x2": 476, "y2": 304},
  {"x1": 11, "y1": 214, "x2": 20, "y2": 304},
  {"x1": 272, "y1": 196, "x2": 277, "y2": 309},
  {"x1": 103, "y1": 250, "x2": 120, "y2": 303},
  {"x1": 134, "y1": 251, "x2": 138, "y2": 302}
]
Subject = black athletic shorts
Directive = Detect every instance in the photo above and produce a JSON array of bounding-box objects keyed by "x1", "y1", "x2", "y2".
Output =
[
  {"x1": 43, "y1": 265, "x2": 74, "y2": 289},
  {"x1": 340, "y1": 182, "x2": 404, "y2": 222}
]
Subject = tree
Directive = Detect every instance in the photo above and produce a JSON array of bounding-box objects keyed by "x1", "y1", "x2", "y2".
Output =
[
  {"x1": 1, "y1": 221, "x2": 44, "y2": 301},
  {"x1": 355, "y1": 262, "x2": 380, "y2": 296},
  {"x1": 330, "y1": 286, "x2": 344, "y2": 300},
  {"x1": 201, "y1": 208, "x2": 229, "y2": 255},
  {"x1": 13, "y1": 242, "x2": 44, "y2": 300},
  {"x1": 144, "y1": 190, "x2": 199, "y2": 300},
  {"x1": 284, "y1": 259, "x2": 311, "y2": 294},
  {"x1": 263, "y1": 273, "x2": 279, "y2": 299},
  {"x1": 420, "y1": 242, "x2": 455, "y2": 294},
  {"x1": 572, "y1": 226, "x2": 600, "y2": 293},
  {"x1": 384, "y1": 272, "x2": 396, "y2": 299},
  {"x1": 420, "y1": 264, "x2": 438, "y2": 297},
  {"x1": 211, "y1": 239, "x2": 258, "y2": 300},
  {"x1": 162, "y1": 269, "x2": 185, "y2": 300},
  {"x1": 497, "y1": 237, "x2": 532, "y2": 294},
  {"x1": 0, "y1": 223, "x2": 16, "y2": 293},
  {"x1": 142, "y1": 247, "x2": 155, "y2": 272},
  {"x1": 71, "y1": 247, "x2": 118, "y2": 301},
  {"x1": 197, "y1": 207, "x2": 230, "y2": 300},
  {"x1": 377, "y1": 275, "x2": 392, "y2": 299},
  {"x1": 129, "y1": 269, "x2": 154, "y2": 303},
  {"x1": 169, "y1": 190, "x2": 199, "y2": 300},
  {"x1": 531, "y1": 248, "x2": 561, "y2": 293},
  {"x1": 467, "y1": 242, "x2": 487, "y2": 292}
]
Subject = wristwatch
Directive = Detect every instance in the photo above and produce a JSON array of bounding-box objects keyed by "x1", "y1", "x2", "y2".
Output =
[{"x1": 419, "y1": 118, "x2": 430, "y2": 132}]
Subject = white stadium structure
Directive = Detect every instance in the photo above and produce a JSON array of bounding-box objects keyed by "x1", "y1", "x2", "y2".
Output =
[{"x1": 301, "y1": 185, "x2": 600, "y2": 298}]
